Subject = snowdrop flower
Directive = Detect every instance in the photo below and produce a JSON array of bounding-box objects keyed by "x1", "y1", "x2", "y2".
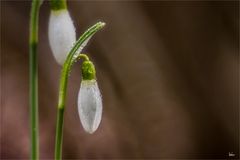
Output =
[
  {"x1": 48, "y1": 10, "x2": 76, "y2": 65},
  {"x1": 78, "y1": 60, "x2": 102, "y2": 133}
]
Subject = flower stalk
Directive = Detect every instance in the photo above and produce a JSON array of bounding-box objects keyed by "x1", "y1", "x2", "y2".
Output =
[
  {"x1": 29, "y1": 0, "x2": 42, "y2": 159},
  {"x1": 54, "y1": 22, "x2": 105, "y2": 160}
]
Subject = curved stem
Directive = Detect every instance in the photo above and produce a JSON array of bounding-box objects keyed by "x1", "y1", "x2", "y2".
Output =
[
  {"x1": 55, "y1": 22, "x2": 105, "y2": 160},
  {"x1": 55, "y1": 55, "x2": 89, "y2": 160},
  {"x1": 29, "y1": 0, "x2": 42, "y2": 159},
  {"x1": 78, "y1": 54, "x2": 89, "y2": 61}
]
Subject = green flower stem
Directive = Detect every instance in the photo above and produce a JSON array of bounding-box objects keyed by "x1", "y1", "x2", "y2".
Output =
[
  {"x1": 29, "y1": 0, "x2": 42, "y2": 159},
  {"x1": 55, "y1": 107, "x2": 64, "y2": 160},
  {"x1": 55, "y1": 22, "x2": 105, "y2": 160}
]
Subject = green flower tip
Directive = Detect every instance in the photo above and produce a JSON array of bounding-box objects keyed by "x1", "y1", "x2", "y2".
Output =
[
  {"x1": 82, "y1": 60, "x2": 96, "y2": 80},
  {"x1": 97, "y1": 22, "x2": 106, "y2": 29},
  {"x1": 50, "y1": 0, "x2": 67, "y2": 11},
  {"x1": 99, "y1": 22, "x2": 106, "y2": 26}
]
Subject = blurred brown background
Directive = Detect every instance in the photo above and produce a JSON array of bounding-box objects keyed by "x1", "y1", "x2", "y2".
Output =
[{"x1": 1, "y1": 0, "x2": 239, "y2": 159}]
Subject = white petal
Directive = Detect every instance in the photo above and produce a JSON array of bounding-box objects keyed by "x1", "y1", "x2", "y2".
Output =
[
  {"x1": 48, "y1": 10, "x2": 76, "y2": 65},
  {"x1": 78, "y1": 80, "x2": 102, "y2": 133}
]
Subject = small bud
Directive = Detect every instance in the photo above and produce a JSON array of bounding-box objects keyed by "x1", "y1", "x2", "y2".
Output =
[
  {"x1": 78, "y1": 80, "x2": 102, "y2": 134},
  {"x1": 48, "y1": 10, "x2": 76, "y2": 65}
]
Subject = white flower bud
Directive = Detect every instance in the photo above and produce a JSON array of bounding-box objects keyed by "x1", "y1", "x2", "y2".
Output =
[
  {"x1": 77, "y1": 80, "x2": 102, "y2": 134},
  {"x1": 48, "y1": 10, "x2": 76, "y2": 65}
]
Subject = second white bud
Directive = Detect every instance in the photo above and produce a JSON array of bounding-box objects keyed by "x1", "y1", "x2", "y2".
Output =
[{"x1": 48, "y1": 10, "x2": 76, "y2": 65}]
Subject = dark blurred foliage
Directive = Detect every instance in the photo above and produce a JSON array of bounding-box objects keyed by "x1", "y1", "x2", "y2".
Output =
[{"x1": 0, "y1": 0, "x2": 239, "y2": 159}]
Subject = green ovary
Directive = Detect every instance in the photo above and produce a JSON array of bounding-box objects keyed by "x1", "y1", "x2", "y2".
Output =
[{"x1": 82, "y1": 60, "x2": 96, "y2": 80}]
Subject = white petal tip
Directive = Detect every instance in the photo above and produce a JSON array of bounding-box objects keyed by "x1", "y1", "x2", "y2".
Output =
[{"x1": 85, "y1": 128, "x2": 96, "y2": 134}]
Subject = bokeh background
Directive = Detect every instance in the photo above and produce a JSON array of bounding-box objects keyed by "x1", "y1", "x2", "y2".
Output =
[{"x1": 1, "y1": 0, "x2": 239, "y2": 159}]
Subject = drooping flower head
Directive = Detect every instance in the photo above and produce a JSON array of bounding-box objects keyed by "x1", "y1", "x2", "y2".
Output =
[
  {"x1": 78, "y1": 60, "x2": 103, "y2": 133},
  {"x1": 48, "y1": 8, "x2": 76, "y2": 65}
]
